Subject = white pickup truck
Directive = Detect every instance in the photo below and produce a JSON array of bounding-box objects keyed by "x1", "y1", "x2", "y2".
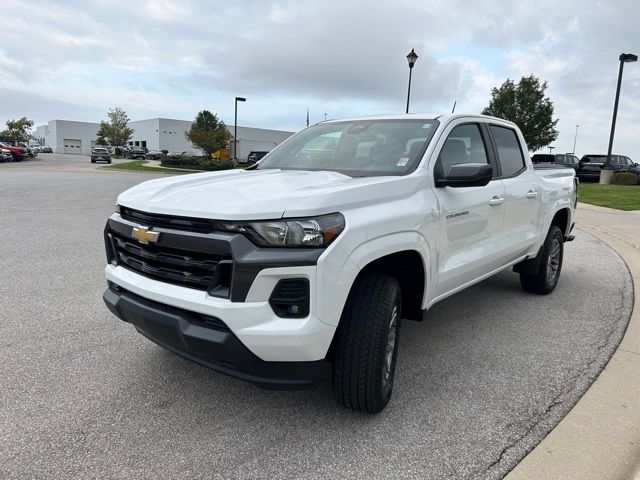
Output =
[{"x1": 103, "y1": 114, "x2": 577, "y2": 413}]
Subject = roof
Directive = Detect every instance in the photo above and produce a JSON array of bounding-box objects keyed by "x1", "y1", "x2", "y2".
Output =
[{"x1": 321, "y1": 113, "x2": 517, "y2": 127}]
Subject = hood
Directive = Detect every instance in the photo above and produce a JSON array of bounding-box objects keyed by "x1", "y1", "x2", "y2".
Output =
[
  {"x1": 0, "y1": 143, "x2": 20, "y2": 153},
  {"x1": 118, "y1": 168, "x2": 420, "y2": 220}
]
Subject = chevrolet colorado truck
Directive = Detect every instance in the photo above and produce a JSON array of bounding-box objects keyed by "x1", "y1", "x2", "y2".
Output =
[{"x1": 103, "y1": 114, "x2": 577, "y2": 413}]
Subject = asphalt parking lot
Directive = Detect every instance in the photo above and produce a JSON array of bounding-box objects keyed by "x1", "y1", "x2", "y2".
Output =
[
  {"x1": 1, "y1": 152, "x2": 132, "y2": 171},
  {"x1": 0, "y1": 156, "x2": 633, "y2": 480}
]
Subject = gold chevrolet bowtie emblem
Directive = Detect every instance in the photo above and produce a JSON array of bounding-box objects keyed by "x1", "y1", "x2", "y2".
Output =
[{"x1": 132, "y1": 226, "x2": 160, "y2": 244}]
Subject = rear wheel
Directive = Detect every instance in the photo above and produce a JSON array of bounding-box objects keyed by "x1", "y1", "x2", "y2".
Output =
[
  {"x1": 332, "y1": 274, "x2": 402, "y2": 413},
  {"x1": 520, "y1": 225, "x2": 564, "y2": 294}
]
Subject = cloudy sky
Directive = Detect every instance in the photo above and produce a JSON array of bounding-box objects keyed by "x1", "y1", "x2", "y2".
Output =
[{"x1": 1, "y1": 0, "x2": 639, "y2": 155}]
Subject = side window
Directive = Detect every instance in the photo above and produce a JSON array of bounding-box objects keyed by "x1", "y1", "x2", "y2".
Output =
[
  {"x1": 437, "y1": 124, "x2": 488, "y2": 176},
  {"x1": 490, "y1": 126, "x2": 526, "y2": 177}
]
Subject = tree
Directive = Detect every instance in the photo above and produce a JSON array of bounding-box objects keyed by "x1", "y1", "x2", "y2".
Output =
[
  {"x1": 4, "y1": 116, "x2": 34, "y2": 140},
  {"x1": 95, "y1": 122, "x2": 109, "y2": 146},
  {"x1": 185, "y1": 110, "x2": 230, "y2": 158},
  {"x1": 99, "y1": 107, "x2": 134, "y2": 146},
  {"x1": 482, "y1": 75, "x2": 559, "y2": 151}
]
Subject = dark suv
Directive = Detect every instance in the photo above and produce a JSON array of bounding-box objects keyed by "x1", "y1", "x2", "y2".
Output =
[
  {"x1": 578, "y1": 154, "x2": 640, "y2": 183},
  {"x1": 91, "y1": 147, "x2": 112, "y2": 164},
  {"x1": 531, "y1": 153, "x2": 579, "y2": 171},
  {"x1": 124, "y1": 147, "x2": 147, "y2": 159}
]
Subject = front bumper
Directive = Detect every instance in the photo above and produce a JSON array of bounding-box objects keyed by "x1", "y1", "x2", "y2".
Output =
[{"x1": 103, "y1": 284, "x2": 323, "y2": 389}]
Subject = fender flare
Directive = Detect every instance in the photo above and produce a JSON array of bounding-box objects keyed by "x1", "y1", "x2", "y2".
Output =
[{"x1": 316, "y1": 231, "x2": 432, "y2": 327}]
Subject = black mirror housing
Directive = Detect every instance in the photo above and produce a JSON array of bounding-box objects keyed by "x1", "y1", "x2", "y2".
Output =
[{"x1": 436, "y1": 163, "x2": 493, "y2": 188}]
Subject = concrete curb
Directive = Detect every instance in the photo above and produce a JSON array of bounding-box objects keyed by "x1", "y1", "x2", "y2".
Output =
[{"x1": 506, "y1": 203, "x2": 640, "y2": 480}]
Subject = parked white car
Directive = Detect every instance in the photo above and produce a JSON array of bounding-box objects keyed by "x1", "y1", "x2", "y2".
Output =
[
  {"x1": 103, "y1": 114, "x2": 577, "y2": 412},
  {"x1": 0, "y1": 148, "x2": 12, "y2": 162}
]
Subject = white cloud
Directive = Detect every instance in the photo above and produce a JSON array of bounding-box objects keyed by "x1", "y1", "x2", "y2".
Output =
[{"x1": 0, "y1": 0, "x2": 638, "y2": 156}]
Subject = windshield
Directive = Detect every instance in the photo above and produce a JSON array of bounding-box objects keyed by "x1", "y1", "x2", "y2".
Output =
[{"x1": 257, "y1": 119, "x2": 439, "y2": 176}]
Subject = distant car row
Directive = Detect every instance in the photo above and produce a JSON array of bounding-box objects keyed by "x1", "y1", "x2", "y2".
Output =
[
  {"x1": 30, "y1": 145, "x2": 53, "y2": 153},
  {"x1": 531, "y1": 153, "x2": 639, "y2": 183},
  {"x1": 90, "y1": 147, "x2": 167, "y2": 163},
  {"x1": 0, "y1": 142, "x2": 29, "y2": 161}
]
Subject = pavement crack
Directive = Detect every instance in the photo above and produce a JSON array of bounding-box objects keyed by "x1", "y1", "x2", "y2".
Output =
[
  {"x1": 475, "y1": 246, "x2": 633, "y2": 479},
  {"x1": 618, "y1": 348, "x2": 640, "y2": 357}
]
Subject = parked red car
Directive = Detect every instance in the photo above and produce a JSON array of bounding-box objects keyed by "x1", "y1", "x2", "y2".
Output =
[{"x1": 0, "y1": 142, "x2": 27, "y2": 161}]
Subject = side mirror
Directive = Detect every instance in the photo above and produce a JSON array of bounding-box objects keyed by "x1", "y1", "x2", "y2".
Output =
[{"x1": 436, "y1": 163, "x2": 493, "y2": 188}]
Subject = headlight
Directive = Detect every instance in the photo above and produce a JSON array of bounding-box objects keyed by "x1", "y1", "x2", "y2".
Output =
[{"x1": 218, "y1": 213, "x2": 345, "y2": 248}]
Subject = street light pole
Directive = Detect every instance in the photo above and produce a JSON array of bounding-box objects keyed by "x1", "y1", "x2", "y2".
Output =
[
  {"x1": 548, "y1": 146, "x2": 555, "y2": 154},
  {"x1": 405, "y1": 49, "x2": 418, "y2": 114},
  {"x1": 572, "y1": 124, "x2": 579, "y2": 154},
  {"x1": 606, "y1": 53, "x2": 637, "y2": 166},
  {"x1": 233, "y1": 96, "x2": 246, "y2": 162}
]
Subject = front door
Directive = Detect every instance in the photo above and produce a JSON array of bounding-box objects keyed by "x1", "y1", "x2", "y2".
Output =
[{"x1": 432, "y1": 122, "x2": 506, "y2": 297}]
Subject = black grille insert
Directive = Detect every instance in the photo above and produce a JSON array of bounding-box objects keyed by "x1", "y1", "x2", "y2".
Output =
[
  {"x1": 120, "y1": 207, "x2": 217, "y2": 234},
  {"x1": 110, "y1": 231, "x2": 230, "y2": 293}
]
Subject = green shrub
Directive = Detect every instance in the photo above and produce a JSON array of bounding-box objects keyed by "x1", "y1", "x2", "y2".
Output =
[
  {"x1": 160, "y1": 155, "x2": 236, "y2": 171},
  {"x1": 612, "y1": 172, "x2": 638, "y2": 185},
  {"x1": 161, "y1": 149, "x2": 168, "y2": 155}
]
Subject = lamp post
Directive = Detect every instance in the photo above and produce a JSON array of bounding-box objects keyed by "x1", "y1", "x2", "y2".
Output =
[
  {"x1": 606, "y1": 53, "x2": 637, "y2": 166},
  {"x1": 405, "y1": 49, "x2": 418, "y2": 114},
  {"x1": 548, "y1": 146, "x2": 555, "y2": 154},
  {"x1": 233, "y1": 96, "x2": 246, "y2": 162},
  {"x1": 572, "y1": 124, "x2": 579, "y2": 154}
]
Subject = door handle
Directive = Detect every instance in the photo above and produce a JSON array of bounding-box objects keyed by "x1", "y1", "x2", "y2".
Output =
[
  {"x1": 489, "y1": 196, "x2": 504, "y2": 206},
  {"x1": 526, "y1": 190, "x2": 538, "y2": 199}
]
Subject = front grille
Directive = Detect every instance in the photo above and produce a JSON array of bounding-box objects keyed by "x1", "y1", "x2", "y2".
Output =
[
  {"x1": 120, "y1": 206, "x2": 216, "y2": 234},
  {"x1": 110, "y1": 231, "x2": 230, "y2": 292}
]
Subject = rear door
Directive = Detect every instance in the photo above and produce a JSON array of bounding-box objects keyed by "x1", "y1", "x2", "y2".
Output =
[
  {"x1": 487, "y1": 125, "x2": 540, "y2": 259},
  {"x1": 432, "y1": 121, "x2": 506, "y2": 297}
]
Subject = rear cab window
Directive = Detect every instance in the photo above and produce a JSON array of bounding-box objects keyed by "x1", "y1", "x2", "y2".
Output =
[{"x1": 489, "y1": 125, "x2": 526, "y2": 177}]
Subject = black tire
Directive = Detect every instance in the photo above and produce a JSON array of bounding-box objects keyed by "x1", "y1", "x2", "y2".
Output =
[
  {"x1": 332, "y1": 274, "x2": 402, "y2": 413},
  {"x1": 107, "y1": 160, "x2": 111, "y2": 164},
  {"x1": 91, "y1": 160, "x2": 95, "y2": 163},
  {"x1": 520, "y1": 225, "x2": 564, "y2": 294}
]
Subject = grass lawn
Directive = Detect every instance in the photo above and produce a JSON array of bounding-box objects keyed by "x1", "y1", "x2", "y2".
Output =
[
  {"x1": 578, "y1": 183, "x2": 640, "y2": 211},
  {"x1": 101, "y1": 160, "x2": 195, "y2": 174}
]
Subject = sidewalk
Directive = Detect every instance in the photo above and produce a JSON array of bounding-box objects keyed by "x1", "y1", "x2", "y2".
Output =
[{"x1": 506, "y1": 203, "x2": 640, "y2": 480}]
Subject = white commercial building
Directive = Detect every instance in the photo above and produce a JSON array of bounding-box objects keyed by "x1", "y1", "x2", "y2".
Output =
[
  {"x1": 36, "y1": 120, "x2": 101, "y2": 155},
  {"x1": 36, "y1": 118, "x2": 294, "y2": 160}
]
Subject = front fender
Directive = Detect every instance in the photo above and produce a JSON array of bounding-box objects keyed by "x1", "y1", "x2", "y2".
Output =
[{"x1": 315, "y1": 231, "x2": 432, "y2": 327}]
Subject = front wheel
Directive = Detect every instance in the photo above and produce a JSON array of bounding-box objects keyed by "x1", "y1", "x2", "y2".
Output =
[
  {"x1": 520, "y1": 225, "x2": 564, "y2": 294},
  {"x1": 332, "y1": 274, "x2": 402, "y2": 413}
]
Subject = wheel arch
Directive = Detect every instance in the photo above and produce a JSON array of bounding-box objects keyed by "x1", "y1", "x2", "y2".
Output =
[
  {"x1": 355, "y1": 250, "x2": 426, "y2": 322},
  {"x1": 550, "y1": 207, "x2": 572, "y2": 238},
  {"x1": 323, "y1": 246, "x2": 427, "y2": 363}
]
